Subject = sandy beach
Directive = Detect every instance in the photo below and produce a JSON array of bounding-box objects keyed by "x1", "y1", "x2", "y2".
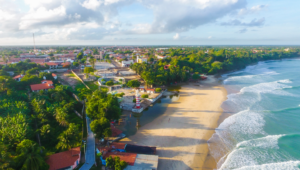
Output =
[{"x1": 121, "y1": 77, "x2": 227, "y2": 170}]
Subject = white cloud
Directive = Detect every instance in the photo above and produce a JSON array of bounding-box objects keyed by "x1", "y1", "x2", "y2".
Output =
[
  {"x1": 138, "y1": 0, "x2": 247, "y2": 33},
  {"x1": 238, "y1": 5, "x2": 267, "y2": 16},
  {"x1": 208, "y1": 36, "x2": 212, "y2": 39},
  {"x1": 173, "y1": 33, "x2": 180, "y2": 40},
  {"x1": 81, "y1": 0, "x2": 102, "y2": 11},
  {"x1": 20, "y1": 5, "x2": 67, "y2": 30}
]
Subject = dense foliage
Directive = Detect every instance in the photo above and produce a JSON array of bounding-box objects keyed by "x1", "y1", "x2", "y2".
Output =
[
  {"x1": 130, "y1": 47, "x2": 300, "y2": 86},
  {"x1": 0, "y1": 62, "x2": 83, "y2": 170}
]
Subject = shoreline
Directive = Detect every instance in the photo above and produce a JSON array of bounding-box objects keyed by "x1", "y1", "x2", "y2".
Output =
[{"x1": 120, "y1": 76, "x2": 227, "y2": 170}]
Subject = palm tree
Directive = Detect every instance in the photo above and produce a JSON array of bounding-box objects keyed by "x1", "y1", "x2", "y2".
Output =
[
  {"x1": 16, "y1": 140, "x2": 46, "y2": 170},
  {"x1": 56, "y1": 123, "x2": 78, "y2": 155},
  {"x1": 54, "y1": 108, "x2": 68, "y2": 126}
]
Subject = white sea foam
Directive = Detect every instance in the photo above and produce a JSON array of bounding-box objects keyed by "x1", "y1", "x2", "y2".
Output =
[
  {"x1": 237, "y1": 135, "x2": 284, "y2": 149},
  {"x1": 233, "y1": 161, "x2": 300, "y2": 170},
  {"x1": 218, "y1": 135, "x2": 293, "y2": 170},
  {"x1": 216, "y1": 110, "x2": 266, "y2": 148},
  {"x1": 239, "y1": 79, "x2": 293, "y2": 96}
]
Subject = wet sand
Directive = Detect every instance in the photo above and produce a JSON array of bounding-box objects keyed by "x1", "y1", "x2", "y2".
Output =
[{"x1": 121, "y1": 76, "x2": 227, "y2": 170}]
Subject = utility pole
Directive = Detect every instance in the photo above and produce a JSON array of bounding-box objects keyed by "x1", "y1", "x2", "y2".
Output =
[{"x1": 33, "y1": 33, "x2": 36, "y2": 52}]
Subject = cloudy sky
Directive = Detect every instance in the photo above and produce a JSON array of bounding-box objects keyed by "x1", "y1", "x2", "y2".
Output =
[{"x1": 0, "y1": 0, "x2": 299, "y2": 45}]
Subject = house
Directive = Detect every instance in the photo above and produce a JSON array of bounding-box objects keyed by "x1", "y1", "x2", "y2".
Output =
[
  {"x1": 155, "y1": 54, "x2": 168, "y2": 60},
  {"x1": 46, "y1": 147, "x2": 81, "y2": 170},
  {"x1": 98, "y1": 143, "x2": 158, "y2": 170},
  {"x1": 30, "y1": 80, "x2": 55, "y2": 92},
  {"x1": 83, "y1": 49, "x2": 93, "y2": 55},
  {"x1": 20, "y1": 53, "x2": 36, "y2": 58},
  {"x1": 121, "y1": 60, "x2": 134, "y2": 67},
  {"x1": 52, "y1": 73, "x2": 57, "y2": 80},
  {"x1": 164, "y1": 64, "x2": 171, "y2": 70},
  {"x1": 13, "y1": 74, "x2": 24, "y2": 82},
  {"x1": 45, "y1": 62, "x2": 59, "y2": 69},
  {"x1": 146, "y1": 88, "x2": 155, "y2": 94},
  {"x1": 136, "y1": 56, "x2": 148, "y2": 63}
]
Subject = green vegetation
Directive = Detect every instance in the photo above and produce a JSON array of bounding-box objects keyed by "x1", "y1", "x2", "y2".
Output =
[
  {"x1": 141, "y1": 94, "x2": 149, "y2": 98},
  {"x1": 85, "y1": 90, "x2": 121, "y2": 138},
  {"x1": 126, "y1": 80, "x2": 141, "y2": 88},
  {"x1": 155, "y1": 88, "x2": 162, "y2": 93},
  {"x1": 106, "y1": 80, "x2": 114, "y2": 86},
  {"x1": 0, "y1": 62, "x2": 83, "y2": 170},
  {"x1": 106, "y1": 156, "x2": 127, "y2": 170},
  {"x1": 130, "y1": 47, "x2": 300, "y2": 86},
  {"x1": 115, "y1": 92, "x2": 125, "y2": 98}
]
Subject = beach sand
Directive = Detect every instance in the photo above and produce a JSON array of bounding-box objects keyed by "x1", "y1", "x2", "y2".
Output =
[{"x1": 121, "y1": 76, "x2": 227, "y2": 170}]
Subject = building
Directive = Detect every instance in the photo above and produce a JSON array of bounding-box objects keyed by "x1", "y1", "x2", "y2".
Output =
[
  {"x1": 45, "y1": 62, "x2": 59, "y2": 69},
  {"x1": 121, "y1": 60, "x2": 134, "y2": 67},
  {"x1": 52, "y1": 73, "x2": 57, "y2": 80},
  {"x1": 155, "y1": 54, "x2": 168, "y2": 60},
  {"x1": 13, "y1": 74, "x2": 24, "y2": 82},
  {"x1": 83, "y1": 49, "x2": 93, "y2": 55},
  {"x1": 30, "y1": 80, "x2": 55, "y2": 92},
  {"x1": 20, "y1": 53, "x2": 36, "y2": 58},
  {"x1": 146, "y1": 88, "x2": 155, "y2": 94},
  {"x1": 98, "y1": 143, "x2": 158, "y2": 170},
  {"x1": 164, "y1": 64, "x2": 171, "y2": 70},
  {"x1": 136, "y1": 56, "x2": 147, "y2": 63},
  {"x1": 46, "y1": 147, "x2": 81, "y2": 170}
]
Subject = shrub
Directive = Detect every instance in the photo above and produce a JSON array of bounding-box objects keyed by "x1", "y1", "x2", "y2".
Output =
[
  {"x1": 115, "y1": 92, "x2": 125, "y2": 98},
  {"x1": 106, "y1": 80, "x2": 114, "y2": 86},
  {"x1": 133, "y1": 98, "x2": 136, "y2": 103},
  {"x1": 141, "y1": 94, "x2": 148, "y2": 98},
  {"x1": 155, "y1": 88, "x2": 162, "y2": 93}
]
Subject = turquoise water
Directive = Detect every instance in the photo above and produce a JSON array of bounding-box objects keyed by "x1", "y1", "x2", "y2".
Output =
[{"x1": 209, "y1": 59, "x2": 300, "y2": 170}]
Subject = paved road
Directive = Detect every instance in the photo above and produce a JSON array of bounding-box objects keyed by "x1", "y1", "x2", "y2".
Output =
[{"x1": 80, "y1": 116, "x2": 95, "y2": 170}]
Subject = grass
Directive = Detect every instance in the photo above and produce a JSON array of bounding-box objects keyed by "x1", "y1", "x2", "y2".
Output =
[
  {"x1": 67, "y1": 72, "x2": 76, "y2": 77},
  {"x1": 167, "y1": 85, "x2": 181, "y2": 92},
  {"x1": 85, "y1": 81, "x2": 99, "y2": 91}
]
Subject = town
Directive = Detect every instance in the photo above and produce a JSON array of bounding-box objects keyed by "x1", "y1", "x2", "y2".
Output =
[{"x1": 0, "y1": 45, "x2": 299, "y2": 170}]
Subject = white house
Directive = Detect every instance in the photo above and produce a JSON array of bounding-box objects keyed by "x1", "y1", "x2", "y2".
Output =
[
  {"x1": 13, "y1": 75, "x2": 24, "y2": 82},
  {"x1": 155, "y1": 54, "x2": 168, "y2": 60},
  {"x1": 122, "y1": 60, "x2": 134, "y2": 67}
]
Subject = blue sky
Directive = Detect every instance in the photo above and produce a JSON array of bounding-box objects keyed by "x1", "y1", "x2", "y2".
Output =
[{"x1": 0, "y1": 0, "x2": 299, "y2": 45}]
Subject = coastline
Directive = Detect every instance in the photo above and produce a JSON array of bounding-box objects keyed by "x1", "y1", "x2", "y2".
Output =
[{"x1": 121, "y1": 76, "x2": 227, "y2": 170}]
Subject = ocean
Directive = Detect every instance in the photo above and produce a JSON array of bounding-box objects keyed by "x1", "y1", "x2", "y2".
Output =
[{"x1": 209, "y1": 58, "x2": 300, "y2": 170}]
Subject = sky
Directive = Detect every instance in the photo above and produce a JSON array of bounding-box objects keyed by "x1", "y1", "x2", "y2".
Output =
[{"x1": 0, "y1": 0, "x2": 299, "y2": 45}]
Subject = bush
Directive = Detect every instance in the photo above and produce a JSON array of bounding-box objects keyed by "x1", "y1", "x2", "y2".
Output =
[
  {"x1": 133, "y1": 98, "x2": 136, "y2": 103},
  {"x1": 115, "y1": 92, "x2": 125, "y2": 98},
  {"x1": 155, "y1": 88, "x2": 162, "y2": 93},
  {"x1": 106, "y1": 80, "x2": 114, "y2": 86},
  {"x1": 141, "y1": 94, "x2": 148, "y2": 98}
]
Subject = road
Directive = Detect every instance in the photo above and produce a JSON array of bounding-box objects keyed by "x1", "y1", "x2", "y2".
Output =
[{"x1": 80, "y1": 116, "x2": 95, "y2": 170}]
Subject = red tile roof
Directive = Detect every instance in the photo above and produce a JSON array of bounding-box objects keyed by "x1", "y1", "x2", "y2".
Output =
[
  {"x1": 146, "y1": 89, "x2": 155, "y2": 91},
  {"x1": 41, "y1": 80, "x2": 54, "y2": 84},
  {"x1": 30, "y1": 80, "x2": 54, "y2": 91},
  {"x1": 52, "y1": 73, "x2": 57, "y2": 77},
  {"x1": 13, "y1": 75, "x2": 24, "y2": 79},
  {"x1": 46, "y1": 147, "x2": 80, "y2": 170},
  {"x1": 111, "y1": 125, "x2": 123, "y2": 137},
  {"x1": 45, "y1": 62, "x2": 59, "y2": 66}
]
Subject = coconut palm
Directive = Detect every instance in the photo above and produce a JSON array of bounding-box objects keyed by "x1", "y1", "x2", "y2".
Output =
[{"x1": 16, "y1": 139, "x2": 46, "y2": 170}]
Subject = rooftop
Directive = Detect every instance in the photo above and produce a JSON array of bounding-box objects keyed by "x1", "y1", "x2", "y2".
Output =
[
  {"x1": 30, "y1": 80, "x2": 54, "y2": 91},
  {"x1": 46, "y1": 147, "x2": 80, "y2": 170}
]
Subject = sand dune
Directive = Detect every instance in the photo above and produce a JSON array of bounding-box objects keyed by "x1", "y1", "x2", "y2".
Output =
[{"x1": 121, "y1": 77, "x2": 226, "y2": 170}]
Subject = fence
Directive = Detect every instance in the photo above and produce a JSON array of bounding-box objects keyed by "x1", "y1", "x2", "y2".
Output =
[{"x1": 71, "y1": 70, "x2": 90, "y2": 90}]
